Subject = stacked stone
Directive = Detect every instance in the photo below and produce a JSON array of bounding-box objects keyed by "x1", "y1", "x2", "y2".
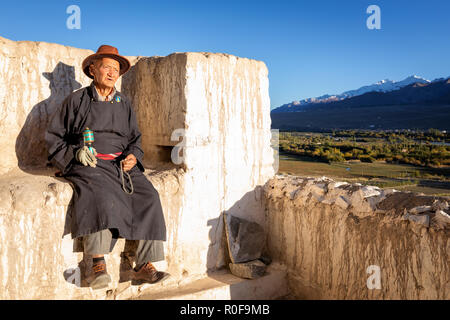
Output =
[{"x1": 223, "y1": 213, "x2": 272, "y2": 279}]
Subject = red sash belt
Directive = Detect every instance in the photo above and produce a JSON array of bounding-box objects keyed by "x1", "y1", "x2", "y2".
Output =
[{"x1": 96, "y1": 152, "x2": 123, "y2": 160}]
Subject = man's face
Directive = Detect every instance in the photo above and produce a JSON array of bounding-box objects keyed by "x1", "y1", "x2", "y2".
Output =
[{"x1": 89, "y1": 57, "x2": 121, "y2": 88}]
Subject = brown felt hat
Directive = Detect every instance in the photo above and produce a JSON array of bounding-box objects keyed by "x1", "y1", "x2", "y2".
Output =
[{"x1": 82, "y1": 45, "x2": 131, "y2": 79}]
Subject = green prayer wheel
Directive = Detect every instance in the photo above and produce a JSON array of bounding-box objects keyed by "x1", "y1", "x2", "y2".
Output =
[{"x1": 83, "y1": 127, "x2": 95, "y2": 154}]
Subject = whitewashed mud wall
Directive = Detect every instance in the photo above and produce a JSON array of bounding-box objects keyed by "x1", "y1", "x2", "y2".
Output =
[
  {"x1": 121, "y1": 53, "x2": 275, "y2": 278},
  {"x1": 264, "y1": 175, "x2": 449, "y2": 300}
]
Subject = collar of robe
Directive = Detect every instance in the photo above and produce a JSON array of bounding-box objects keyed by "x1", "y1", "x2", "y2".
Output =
[{"x1": 89, "y1": 81, "x2": 119, "y2": 102}]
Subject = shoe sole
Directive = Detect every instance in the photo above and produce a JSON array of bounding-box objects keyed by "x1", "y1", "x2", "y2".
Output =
[
  {"x1": 90, "y1": 274, "x2": 112, "y2": 290},
  {"x1": 131, "y1": 272, "x2": 170, "y2": 286}
]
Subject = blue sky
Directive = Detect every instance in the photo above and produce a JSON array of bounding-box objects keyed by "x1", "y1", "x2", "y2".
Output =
[{"x1": 1, "y1": 0, "x2": 449, "y2": 110}]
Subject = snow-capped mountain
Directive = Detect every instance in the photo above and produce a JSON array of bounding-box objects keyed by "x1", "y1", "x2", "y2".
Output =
[
  {"x1": 272, "y1": 75, "x2": 432, "y2": 113},
  {"x1": 270, "y1": 77, "x2": 450, "y2": 130},
  {"x1": 344, "y1": 75, "x2": 430, "y2": 98}
]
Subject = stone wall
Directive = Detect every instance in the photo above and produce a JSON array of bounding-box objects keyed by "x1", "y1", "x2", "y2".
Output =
[{"x1": 264, "y1": 175, "x2": 449, "y2": 299}]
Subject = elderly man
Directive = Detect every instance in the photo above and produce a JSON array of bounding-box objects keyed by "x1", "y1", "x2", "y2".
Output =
[{"x1": 45, "y1": 45, "x2": 169, "y2": 289}]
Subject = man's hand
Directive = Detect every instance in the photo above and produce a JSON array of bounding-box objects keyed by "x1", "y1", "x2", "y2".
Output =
[
  {"x1": 75, "y1": 146, "x2": 98, "y2": 167},
  {"x1": 122, "y1": 154, "x2": 137, "y2": 172}
]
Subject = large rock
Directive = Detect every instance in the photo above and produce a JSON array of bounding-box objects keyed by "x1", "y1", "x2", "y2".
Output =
[{"x1": 229, "y1": 260, "x2": 266, "y2": 279}]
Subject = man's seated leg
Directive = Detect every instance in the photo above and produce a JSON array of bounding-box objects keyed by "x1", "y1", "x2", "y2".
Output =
[
  {"x1": 132, "y1": 240, "x2": 170, "y2": 285},
  {"x1": 83, "y1": 229, "x2": 114, "y2": 289}
]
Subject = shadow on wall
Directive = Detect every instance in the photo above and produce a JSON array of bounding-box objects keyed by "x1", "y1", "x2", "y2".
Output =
[
  {"x1": 15, "y1": 62, "x2": 82, "y2": 172},
  {"x1": 120, "y1": 61, "x2": 181, "y2": 171}
]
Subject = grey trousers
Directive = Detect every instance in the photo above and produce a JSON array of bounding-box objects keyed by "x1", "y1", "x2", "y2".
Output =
[{"x1": 81, "y1": 228, "x2": 165, "y2": 266}]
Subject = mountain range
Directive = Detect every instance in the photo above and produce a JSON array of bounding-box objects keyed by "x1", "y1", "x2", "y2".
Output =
[{"x1": 270, "y1": 75, "x2": 450, "y2": 130}]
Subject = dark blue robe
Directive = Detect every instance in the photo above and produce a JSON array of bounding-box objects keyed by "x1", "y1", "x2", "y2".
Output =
[{"x1": 45, "y1": 85, "x2": 167, "y2": 241}]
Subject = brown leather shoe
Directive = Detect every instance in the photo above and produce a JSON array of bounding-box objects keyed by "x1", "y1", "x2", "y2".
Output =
[
  {"x1": 131, "y1": 262, "x2": 170, "y2": 285},
  {"x1": 88, "y1": 261, "x2": 111, "y2": 289}
]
